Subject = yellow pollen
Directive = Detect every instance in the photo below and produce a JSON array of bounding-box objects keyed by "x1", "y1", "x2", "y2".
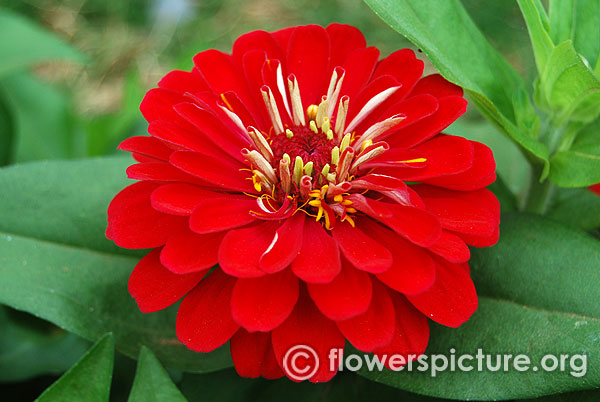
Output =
[
  {"x1": 397, "y1": 158, "x2": 427, "y2": 164},
  {"x1": 309, "y1": 199, "x2": 322, "y2": 207},
  {"x1": 251, "y1": 173, "x2": 262, "y2": 192},
  {"x1": 307, "y1": 104, "x2": 318, "y2": 121},
  {"x1": 333, "y1": 194, "x2": 344, "y2": 203},
  {"x1": 342, "y1": 215, "x2": 356, "y2": 227},
  {"x1": 220, "y1": 93, "x2": 233, "y2": 111}
]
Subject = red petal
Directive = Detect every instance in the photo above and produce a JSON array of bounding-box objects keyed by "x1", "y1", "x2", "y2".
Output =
[
  {"x1": 291, "y1": 219, "x2": 341, "y2": 283},
  {"x1": 307, "y1": 258, "x2": 372, "y2": 320},
  {"x1": 126, "y1": 162, "x2": 207, "y2": 185},
  {"x1": 193, "y1": 49, "x2": 257, "y2": 115},
  {"x1": 128, "y1": 249, "x2": 203, "y2": 313},
  {"x1": 151, "y1": 183, "x2": 215, "y2": 216},
  {"x1": 339, "y1": 47, "x2": 380, "y2": 101},
  {"x1": 332, "y1": 222, "x2": 392, "y2": 273},
  {"x1": 337, "y1": 281, "x2": 395, "y2": 352},
  {"x1": 410, "y1": 74, "x2": 463, "y2": 98},
  {"x1": 407, "y1": 259, "x2": 478, "y2": 328},
  {"x1": 170, "y1": 151, "x2": 256, "y2": 193},
  {"x1": 373, "y1": 49, "x2": 424, "y2": 100},
  {"x1": 259, "y1": 213, "x2": 305, "y2": 273},
  {"x1": 427, "y1": 230, "x2": 471, "y2": 263},
  {"x1": 118, "y1": 136, "x2": 173, "y2": 161},
  {"x1": 176, "y1": 269, "x2": 239, "y2": 352},
  {"x1": 272, "y1": 291, "x2": 345, "y2": 383},
  {"x1": 381, "y1": 204, "x2": 442, "y2": 247},
  {"x1": 386, "y1": 96, "x2": 467, "y2": 148},
  {"x1": 415, "y1": 185, "x2": 498, "y2": 236},
  {"x1": 232, "y1": 30, "x2": 283, "y2": 69},
  {"x1": 287, "y1": 25, "x2": 330, "y2": 106},
  {"x1": 424, "y1": 141, "x2": 496, "y2": 191},
  {"x1": 157, "y1": 69, "x2": 209, "y2": 94},
  {"x1": 107, "y1": 181, "x2": 188, "y2": 249},
  {"x1": 140, "y1": 88, "x2": 187, "y2": 124},
  {"x1": 230, "y1": 329, "x2": 283, "y2": 379},
  {"x1": 456, "y1": 224, "x2": 500, "y2": 247},
  {"x1": 190, "y1": 197, "x2": 257, "y2": 233},
  {"x1": 373, "y1": 294, "x2": 430, "y2": 369},
  {"x1": 231, "y1": 269, "x2": 299, "y2": 332},
  {"x1": 160, "y1": 228, "x2": 224, "y2": 274},
  {"x1": 326, "y1": 23, "x2": 366, "y2": 69},
  {"x1": 219, "y1": 222, "x2": 279, "y2": 278},
  {"x1": 379, "y1": 135, "x2": 474, "y2": 181},
  {"x1": 174, "y1": 102, "x2": 249, "y2": 161},
  {"x1": 360, "y1": 219, "x2": 436, "y2": 295},
  {"x1": 230, "y1": 329, "x2": 271, "y2": 378}
]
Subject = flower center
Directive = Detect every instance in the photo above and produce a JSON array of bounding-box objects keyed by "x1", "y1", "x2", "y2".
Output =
[{"x1": 270, "y1": 125, "x2": 335, "y2": 176}]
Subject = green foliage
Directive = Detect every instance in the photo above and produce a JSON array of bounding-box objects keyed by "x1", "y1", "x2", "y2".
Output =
[
  {"x1": 127, "y1": 347, "x2": 187, "y2": 402},
  {"x1": 0, "y1": 307, "x2": 90, "y2": 382},
  {"x1": 364, "y1": 0, "x2": 550, "y2": 178},
  {"x1": 0, "y1": 157, "x2": 233, "y2": 373},
  {"x1": 35, "y1": 334, "x2": 114, "y2": 402},
  {"x1": 357, "y1": 214, "x2": 600, "y2": 400}
]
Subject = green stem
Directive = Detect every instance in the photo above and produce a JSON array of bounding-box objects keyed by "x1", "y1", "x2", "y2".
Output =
[{"x1": 524, "y1": 170, "x2": 554, "y2": 214}]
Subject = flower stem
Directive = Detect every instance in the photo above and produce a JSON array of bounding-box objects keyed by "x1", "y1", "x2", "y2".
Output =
[{"x1": 524, "y1": 166, "x2": 554, "y2": 214}]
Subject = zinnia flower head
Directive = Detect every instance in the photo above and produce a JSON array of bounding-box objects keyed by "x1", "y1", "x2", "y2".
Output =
[{"x1": 107, "y1": 24, "x2": 499, "y2": 382}]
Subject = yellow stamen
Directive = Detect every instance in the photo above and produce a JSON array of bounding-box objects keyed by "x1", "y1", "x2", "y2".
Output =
[
  {"x1": 333, "y1": 194, "x2": 344, "y2": 203},
  {"x1": 309, "y1": 120, "x2": 319, "y2": 134},
  {"x1": 331, "y1": 147, "x2": 340, "y2": 165},
  {"x1": 308, "y1": 200, "x2": 322, "y2": 207},
  {"x1": 397, "y1": 158, "x2": 427, "y2": 164},
  {"x1": 345, "y1": 207, "x2": 357, "y2": 213},
  {"x1": 342, "y1": 215, "x2": 355, "y2": 227},
  {"x1": 304, "y1": 161, "x2": 314, "y2": 177},
  {"x1": 220, "y1": 93, "x2": 233, "y2": 111},
  {"x1": 285, "y1": 129, "x2": 294, "y2": 138},
  {"x1": 342, "y1": 199, "x2": 353, "y2": 206},
  {"x1": 307, "y1": 104, "x2": 318, "y2": 121},
  {"x1": 316, "y1": 206, "x2": 324, "y2": 221}
]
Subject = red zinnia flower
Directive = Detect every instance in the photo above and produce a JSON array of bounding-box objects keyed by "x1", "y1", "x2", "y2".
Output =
[{"x1": 107, "y1": 24, "x2": 499, "y2": 382}]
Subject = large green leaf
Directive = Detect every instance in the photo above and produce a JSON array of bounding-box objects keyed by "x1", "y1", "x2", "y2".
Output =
[
  {"x1": 35, "y1": 333, "x2": 114, "y2": 402},
  {"x1": 128, "y1": 347, "x2": 187, "y2": 402},
  {"x1": 548, "y1": 188, "x2": 600, "y2": 231},
  {"x1": 0, "y1": 10, "x2": 85, "y2": 78},
  {"x1": 363, "y1": 0, "x2": 549, "y2": 175},
  {"x1": 0, "y1": 306, "x2": 90, "y2": 382},
  {"x1": 0, "y1": 157, "x2": 232, "y2": 372},
  {"x1": 357, "y1": 213, "x2": 600, "y2": 400}
]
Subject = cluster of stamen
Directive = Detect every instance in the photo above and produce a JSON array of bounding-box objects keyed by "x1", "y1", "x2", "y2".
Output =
[{"x1": 222, "y1": 65, "x2": 410, "y2": 228}]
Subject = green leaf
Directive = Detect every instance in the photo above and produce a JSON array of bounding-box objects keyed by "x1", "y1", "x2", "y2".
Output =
[
  {"x1": 128, "y1": 347, "x2": 187, "y2": 402},
  {"x1": 364, "y1": 0, "x2": 550, "y2": 177},
  {"x1": 0, "y1": 73, "x2": 76, "y2": 162},
  {"x1": 0, "y1": 306, "x2": 90, "y2": 382},
  {"x1": 357, "y1": 213, "x2": 600, "y2": 400},
  {"x1": 524, "y1": 389, "x2": 600, "y2": 402},
  {"x1": 35, "y1": 333, "x2": 114, "y2": 402},
  {"x1": 0, "y1": 92, "x2": 13, "y2": 166},
  {"x1": 549, "y1": 142, "x2": 600, "y2": 187},
  {"x1": 0, "y1": 10, "x2": 86, "y2": 78},
  {"x1": 548, "y1": 188, "x2": 600, "y2": 231},
  {"x1": 517, "y1": 0, "x2": 555, "y2": 74},
  {"x1": 572, "y1": 0, "x2": 600, "y2": 69},
  {"x1": 549, "y1": 0, "x2": 574, "y2": 44},
  {"x1": 180, "y1": 370, "x2": 441, "y2": 402},
  {"x1": 0, "y1": 157, "x2": 233, "y2": 373},
  {"x1": 537, "y1": 41, "x2": 600, "y2": 125}
]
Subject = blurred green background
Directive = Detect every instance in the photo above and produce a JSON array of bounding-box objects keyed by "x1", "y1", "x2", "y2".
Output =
[{"x1": 0, "y1": 1, "x2": 537, "y2": 400}]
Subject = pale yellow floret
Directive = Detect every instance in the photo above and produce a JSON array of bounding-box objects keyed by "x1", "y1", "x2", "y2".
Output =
[
  {"x1": 309, "y1": 120, "x2": 319, "y2": 134},
  {"x1": 285, "y1": 129, "x2": 294, "y2": 139},
  {"x1": 307, "y1": 104, "x2": 318, "y2": 121}
]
